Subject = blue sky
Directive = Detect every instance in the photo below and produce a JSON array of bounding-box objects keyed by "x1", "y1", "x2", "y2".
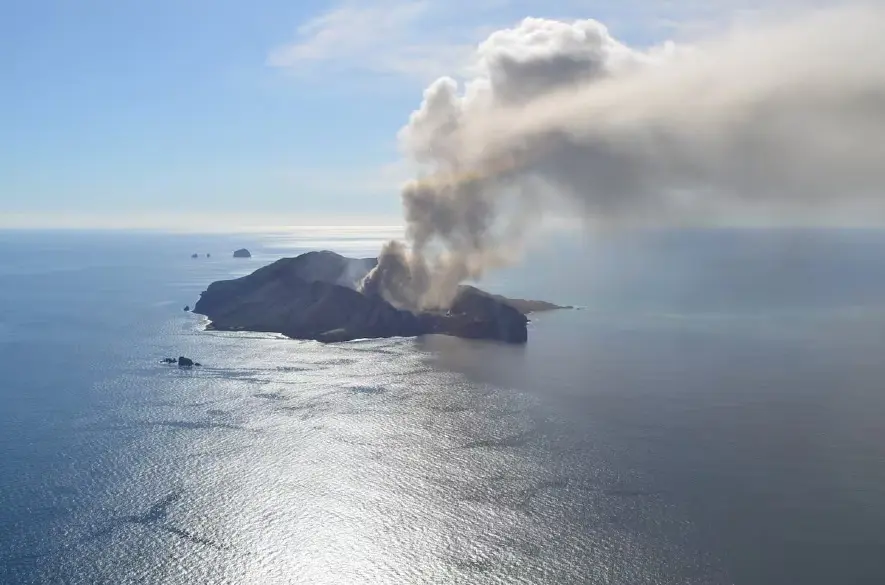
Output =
[{"x1": 0, "y1": 0, "x2": 805, "y2": 230}]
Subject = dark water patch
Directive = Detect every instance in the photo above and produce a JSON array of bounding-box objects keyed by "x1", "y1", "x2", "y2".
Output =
[
  {"x1": 278, "y1": 401, "x2": 330, "y2": 418},
  {"x1": 199, "y1": 372, "x2": 304, "y2": 386},
  {"x1": 196, "y1": 366, "x2": 316, "y2": 382},
  {"x1": 78, "y1": 419, "x2": 249, "y2": 433},
  {"x1": 151, "y1": 398, "x2": 229, "y2": 409},
  {"x1": 238, "y1": 377, "x2": 306, "y2": 386},
  {"x1": 346, "y1": 385, "x2": 386, "y2": 395},
  {"x1": 2, "y1": 491, "x2": 226, "y2": 567},
  {"x1": 488, "y1": 407, "x2": 526, "y2": 420},
  {"x1": 253, "y1": 392, "x2": 286, "y2": 401},
  {"x1": 279, "y1": 402, "x2": 320, "y2": 412},
  {"x1": 156, "y1": 524, "x2": 226, "y2": 549},
  {"x1": 164, "y1": 367, "x2": 204, "y2": 376},
  {"x1": 85, "y1": 492, "x2": 227, "y2": 550},
  {"x1": 458, "y1": 428, "x2": 537, "y2": 450},
  {"x1": 127, "y1": 491, "x2": 180, "y2": 524},
  {"x1": 311, "y1": 357, "x2": 358, "y2": 367},
  {"x1": 385, "y1": 367, "x2": 434, "y2": 378},
  {"x1": 499, "y1": 535, "x2": 544, "y2": 559},
  {"x1": 457, "y1": 475, "x2": 572, "y2": 509},
  {"x1": 206, "y1": 409, "x2": 229, "y2": 417},
  {"x1": 513, "y1": 478, "x2": 573, "y2": 508},
  {"x1": 142, "y1": 420, "x2": 247, "y2": 432},
  {"x1": 428, "y1": 403, "x2": 471, "y2": 413},
  {"x1": 346, "y1": 346, "x2": 405, "y2": 356},
  {"x1": 452, "y1": 557, "x2": 494, "y2": 574},
  {"x1": 488, "y1": 474, "x2": 570, "y2": 489}
]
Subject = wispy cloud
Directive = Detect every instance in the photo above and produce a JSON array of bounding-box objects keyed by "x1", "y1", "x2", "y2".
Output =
[
  {"x1": 266, "y1": 1, "x2": 476, "y2": 80},
  {"x1": 267, "y1": 0, "x2": 851, "y2": 81},
  {"x1": 268, "y1": 1, "x2": 427, "y2": 64}
]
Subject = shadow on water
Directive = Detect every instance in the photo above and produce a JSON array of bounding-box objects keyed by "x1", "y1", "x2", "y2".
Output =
[
  {"x1": 3, "y1": 492, "x2": 227, "y2": 567},
  {"x1": 458, "y1": 428, "x2": 538, "y2": 450},
  {"x1": 415, "y1": 335, "x2": 528, "y2": 382},
  {"x1": 76, "y1": 419, "x2": 253, "y2": 433},
  {"x1": 346, "y1": 385, "x2": 386, "y2": 395},
  {"x1": 84, "y1": 492, "x2": 227, "y2": 550},
  {"x1": 456, "y1": 475, "x2": 573, "y2": 510},
  {"x1": 253, "y1": 392, "x2": 286, "y2": 401},
  {"x1": 428, "y1": 404, "x2": 472, "y2": 413},
  {"x1": 277, "y1": 400, "x2": 331, "y2": 419},
  {"x1": 413, "y1": 334, "x2": 538, "y2": 404},
  {"x1": 141, "y1": 420, "x2": 247, "y2": 432}
]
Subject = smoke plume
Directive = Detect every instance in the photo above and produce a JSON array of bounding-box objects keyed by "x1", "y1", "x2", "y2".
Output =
[{"x1": 361, "y1": 5, "x2": 885, "y2": 310}]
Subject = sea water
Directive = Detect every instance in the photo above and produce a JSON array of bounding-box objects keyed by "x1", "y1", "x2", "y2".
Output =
[{"x1": 1, "y1": 228, "x2": 884, "y2": 584}]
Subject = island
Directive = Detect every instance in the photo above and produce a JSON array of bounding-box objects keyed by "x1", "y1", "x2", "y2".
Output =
[
  {"x1": 233, "y1": 248, "x2": 251, "y2": 258},
  {"x1": 192, "y1": 251, "x2": 566, "y2": 344},
  {"x1": 161, "y1": 356, "x2": 201, "y2": 367}
]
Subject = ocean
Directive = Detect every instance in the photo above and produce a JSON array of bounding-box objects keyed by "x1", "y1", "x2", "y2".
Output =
[{"x1": 1, "y1": 228, "x2": 884, "y2": 584}]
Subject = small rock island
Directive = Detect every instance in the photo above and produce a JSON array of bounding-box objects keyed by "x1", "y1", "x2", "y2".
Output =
[
  {"x1": 162, "y1": 356, "x2": 201, "y2": 367},
  {"x1": 193, "y1": 251, "x2": 566, "y2": 344},
  {"x1": 233, "y1": 248, "x2": 251, "y2": 258}
]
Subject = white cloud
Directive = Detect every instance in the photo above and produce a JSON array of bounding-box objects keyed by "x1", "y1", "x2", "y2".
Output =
[
  {"x1": 268, "y1": 1, "x2": 426, "y2": 64},
  {"x1": 267, "y1": 0, "x2": 855, "y2": 82},
  {"x1": 266, "y1": 1, "x2": 476, "y2": 80}
]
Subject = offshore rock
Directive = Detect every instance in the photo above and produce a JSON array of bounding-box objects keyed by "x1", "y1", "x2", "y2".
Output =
[{"x1": 161, "y1": 357, "x2": 201, "y2": 367}]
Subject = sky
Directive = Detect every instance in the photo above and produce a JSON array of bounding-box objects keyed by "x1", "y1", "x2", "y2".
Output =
[{"x1": 0, "y1": 0, "x2": 844, "y2": 231}]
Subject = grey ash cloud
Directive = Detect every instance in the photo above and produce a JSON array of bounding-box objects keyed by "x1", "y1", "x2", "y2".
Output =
[{"x1": 362, "y1": 5, "x2": 885, "y2": 310}]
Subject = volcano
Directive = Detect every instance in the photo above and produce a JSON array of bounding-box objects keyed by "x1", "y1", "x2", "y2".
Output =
[{"x1": 193, "y1": 251, "x2": 566, "y2": 344}]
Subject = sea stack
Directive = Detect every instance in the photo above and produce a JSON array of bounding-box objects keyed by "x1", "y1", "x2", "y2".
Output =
[{"x1": 233, "y1": 248, "x2": 251, "y2": 258}]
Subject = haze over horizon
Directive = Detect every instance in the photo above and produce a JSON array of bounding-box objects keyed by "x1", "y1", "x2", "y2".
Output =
[{"x1": 2, "y1": 0, "x2": 880, "y2": 232}]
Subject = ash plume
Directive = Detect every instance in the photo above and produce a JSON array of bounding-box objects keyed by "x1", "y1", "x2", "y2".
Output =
[{"x1": 361, "y1": 5, "x2": 885, "y2": 310}]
